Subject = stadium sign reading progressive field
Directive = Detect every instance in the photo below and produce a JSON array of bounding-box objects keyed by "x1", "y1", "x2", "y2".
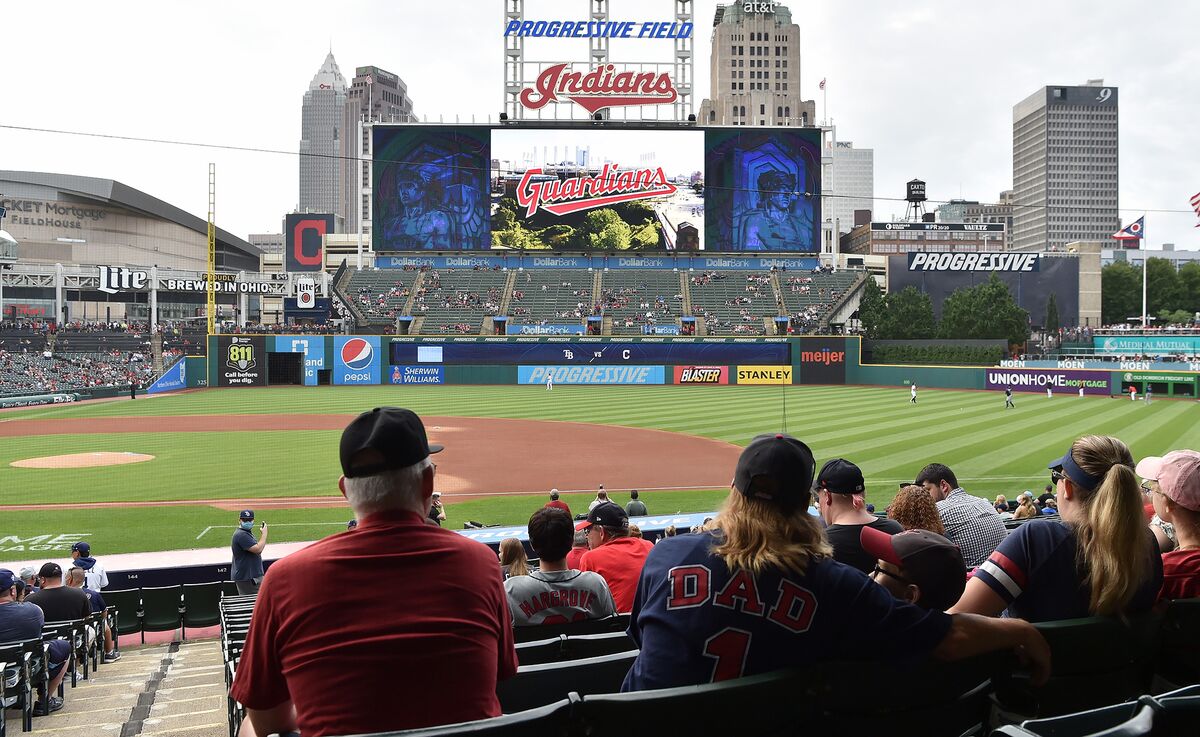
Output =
[
  {"x1": 908, "y1": 252, "x2": 1040, "y2": 272},
  {"x1": 519, "y1": 366, "x2": 665, "y2": 385}
]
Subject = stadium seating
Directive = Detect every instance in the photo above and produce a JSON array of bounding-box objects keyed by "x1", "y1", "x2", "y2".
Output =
[
  {"x1": 512, "y1": 613, "x2": 630, "y2": 644},
  {"x1": 779, "y1": 270, "x2": 862, "y2": 333},
  {"x1": 359, "y1": 697, "x2": 578, "y2": 737},
  {"x1": 992, "y1": 684, "x2": 1200, "y2": 737},
  {"x1": 416, "y1": 269, "x2": 511, "y2": 335},
  {"x1": 182, "y1": 582, "x2": 226, "y2": 633},
  {"x1": 0, "y1": 638, "x2": 49, "y2": 733},
  {"x1": 597, "y1": 270, "x2": 684, "y2": 336},
  {"x1": 687, "y1": 271, "x2": 776, "y2": 335},
  {"x1": 515, "y1": 631, "x2": 637, "y2": 666},
  {"x1": 40, "y1": 619, "x2": 90, "y2": 688},
  {"x1": 495, "y1": 650, "x2": 638, "y2": 713},
  {"x1": 102, "y1": 588, "x2": 143, "y2": 640},
  {"x1": 345, "y1": 269, "x2": 418, "y2": 323},
  {"x1": 137, "y1": 585, "x2": 184, "y2": 642},
  {"x1": 1156, "y1": 598, "x2": 1200, "y2": 690},
  {"x1": 507, "y1": 269, "x2": 593, "y2": 328}
]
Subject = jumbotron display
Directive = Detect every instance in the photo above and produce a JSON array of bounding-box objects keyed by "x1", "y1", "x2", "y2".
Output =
[{"x1": 372, "y1": 125, "x2": 821, "y2": 252}]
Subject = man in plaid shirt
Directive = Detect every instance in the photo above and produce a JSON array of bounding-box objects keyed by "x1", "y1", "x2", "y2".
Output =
[{"x1": 916, "y1": 463, "x2": 1007, "y2": 567}]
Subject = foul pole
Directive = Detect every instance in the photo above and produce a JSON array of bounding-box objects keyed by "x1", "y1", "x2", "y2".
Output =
[{"x1": 207, "y1": 164, "x2": 216, "y2": 335}]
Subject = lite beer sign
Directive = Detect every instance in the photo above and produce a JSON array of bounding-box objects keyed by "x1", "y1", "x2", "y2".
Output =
[
  {"x1": 97, "y1": 266, "x2": 148, "y2": 294},
  {"x1": 517, "y1": 164, "x2": 677, "y2": 217},
  {"x1": 519, "y1": 63, "x2": 678, "y2": 114}
]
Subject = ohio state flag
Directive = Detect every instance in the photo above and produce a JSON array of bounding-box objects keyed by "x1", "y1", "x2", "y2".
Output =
[{"x1": 1112, "y1": 216, "x2": 1144, "y2": 248}]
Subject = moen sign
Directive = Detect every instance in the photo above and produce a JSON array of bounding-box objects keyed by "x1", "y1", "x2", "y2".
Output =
[
  {"x1": 519, "y1": 63, "x2": 678, "y2": 114},
  {"x1": 907, "y1": 252, "x2": 1040, "y2": 272}
]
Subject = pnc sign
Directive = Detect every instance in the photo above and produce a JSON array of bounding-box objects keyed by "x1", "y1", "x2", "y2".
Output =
[{"x1": 519, "y1": 63, "x2": 678, "y2": 114}]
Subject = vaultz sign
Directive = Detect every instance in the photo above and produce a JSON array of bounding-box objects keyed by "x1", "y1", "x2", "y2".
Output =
[
  {"x1": 519, "y1": 63, "x2": 678, "y2": 114},
  {"x1": 516, "y1": 165, "x2": 677, "y2": 216}
]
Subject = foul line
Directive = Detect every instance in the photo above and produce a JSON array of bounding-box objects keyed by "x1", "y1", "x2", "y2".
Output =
[{"x1": 196, "y1": 522, "x2": 350, "y2": 541}]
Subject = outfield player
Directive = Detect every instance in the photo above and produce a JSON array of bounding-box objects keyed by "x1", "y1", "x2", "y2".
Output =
[
  {"x1": 1145, "y1": 385, "x2": 1152, "y2": 404},
  {"x1": 1046, "y1": 387, "x2": 1053, "y2": 399},
  {"x1": 1005, "y1": 388, "x2": 1015, "y2": 409},
  {"x1": 910, "y1": 383, "x2": 918, "y2": 404},
  {"x1": 546, "y1": 373, "x2": 553, "y2": 391},
  {"x1": 620, "y1": 433, "x2": 1051, "y2": 691},
  {"x1": 1130, "y1": 385, "x2": 1138, "y2": 402},
  {"x1": 1079, "y1": 387, "x2": 1084, "y2": 398}
]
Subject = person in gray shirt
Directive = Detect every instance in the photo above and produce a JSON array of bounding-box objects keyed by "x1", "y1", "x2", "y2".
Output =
[
  {"x1": 625, "y1": 490, "x2": 648, "y2": 517},
  {"x1": 504, "y1": 508, "x2": 616, "y2": 626}
]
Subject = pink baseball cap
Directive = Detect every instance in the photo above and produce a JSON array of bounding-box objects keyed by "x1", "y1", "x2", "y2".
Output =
[
  {"x1": 1159, "y1": 450, "x2": 1200, "y2": 512},
  {"x1": 1135, "y1": 456, "x2": 1163, "y2": 481}
]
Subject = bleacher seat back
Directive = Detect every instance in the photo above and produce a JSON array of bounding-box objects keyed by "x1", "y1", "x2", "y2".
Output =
[
  {"x1": 1157, "y1": 597, "x2": 1200, "y2": 689},
  {"x1": 496, "y1": 650, "x2": 637, "y2": 714},
  {"x1": 575, "y1": 668, "x2": 809, "y2": 737},
  {"x1": 363, "y1": 696, "x2": 577, "y2": 736},
  {"x1": 104, "y1": 588, "x2": 143, "y2": 636},
  {"x1": 182, "y1": 581, "x2": 225, "y2": 629},
  {"x1": 993, "y1": 613, "x2": 1162, "y2": 721},
  {"x1": 512, "y1": 613, "x2": 629, "y2": 643},
  {"x1": 140, "y1": 584, "x2": 183, "y2": 633},
  {"x1": 560, "y1": 631, "x2": 638, "y2": 661},
  {"x1": 514, "y1": 636, "x2": 565, "y2": 666}
]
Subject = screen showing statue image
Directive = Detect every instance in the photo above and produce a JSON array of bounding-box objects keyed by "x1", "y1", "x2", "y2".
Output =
[{"x1": 705, "y1": 128, "x2": 821, "y2": 252}]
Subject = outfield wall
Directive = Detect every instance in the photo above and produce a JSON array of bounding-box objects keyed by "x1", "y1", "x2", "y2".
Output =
[{"x1": 201, "y1": 335, "x2": 1200, "y2": 397}]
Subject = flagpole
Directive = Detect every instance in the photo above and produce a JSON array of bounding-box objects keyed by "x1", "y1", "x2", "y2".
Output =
[{"x1": 1141, "y1": 234, "x2": 1148, "y2": 328}]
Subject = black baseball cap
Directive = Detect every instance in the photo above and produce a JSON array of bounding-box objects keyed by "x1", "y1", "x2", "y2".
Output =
[
  {"x1": 71, "y1": 542, "x2": 91, "y2": 555},
  {"x1": 240, "y1": 510, "x2": 255, "y2": 521},
  {"x1": 340, "y1": 407, "x2": 443, "y2": 478},
  {"x1": 860, "y1": 526, "x2": 967, "y2": 611},
  {"x1": 39, "y1": 562, "x2": 63, "y2": 579},
  {"x1": 575, "y1": 501, "x2": 629, "y2": 531},
  {"x1": 0, "y1": 569, "x2": 15, "y2": 592},
  {"x1": 733, "y1": 433, "x2": 816, "y2": 511},
  {"x1": 814, "y1": 458, "x2": 865, "y2": 495}
]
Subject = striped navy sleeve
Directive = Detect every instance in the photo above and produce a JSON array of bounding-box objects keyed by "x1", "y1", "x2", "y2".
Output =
[{"x1": 974, "y1": 526, "x2": 1033, "y2": 605}]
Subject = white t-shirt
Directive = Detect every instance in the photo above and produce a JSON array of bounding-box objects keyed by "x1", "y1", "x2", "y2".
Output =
[{"x1": 504, "y1": 569, "x2": 617, "y2": 626}]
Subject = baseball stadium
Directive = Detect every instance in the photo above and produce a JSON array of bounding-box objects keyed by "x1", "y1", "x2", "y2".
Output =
[{"x1": 2, "y1": 128, "x2": 1200, "y2": 735}]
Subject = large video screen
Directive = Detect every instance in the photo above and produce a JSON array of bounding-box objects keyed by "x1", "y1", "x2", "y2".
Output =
[{"x1": 372, "y1": 125, "x2": 821, "y2": 252}]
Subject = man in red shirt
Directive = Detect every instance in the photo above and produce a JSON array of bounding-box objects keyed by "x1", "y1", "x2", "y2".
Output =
[
  {"x1": 229, "y1": 407, "x2": 517, "y2": 737},
  {"x1": 577, "y1": 501, "x2": 654, "y2": 612},
  {"x1": 545, "y1": 488, "x2": 572, "y2": 518},
  {"x1": 1147, "y1": 450, "x2": 1200, "y2": 601}
]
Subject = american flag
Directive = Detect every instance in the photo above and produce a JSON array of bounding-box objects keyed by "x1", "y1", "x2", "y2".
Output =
[
  {"x1": 819, "y1": 78, "x2": 826, "y2": 91},
  {"x1": 1191, "y1": 191, "x2": 1200, "y2": 227}
]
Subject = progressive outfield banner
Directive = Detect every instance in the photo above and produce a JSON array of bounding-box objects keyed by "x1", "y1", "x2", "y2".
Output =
[
  {"x1": 518, "y1": 365, "x2": 665, "y2": 385},
  {"x1": 985, "y1": 368, "x2": 1112, "y2": 395}
]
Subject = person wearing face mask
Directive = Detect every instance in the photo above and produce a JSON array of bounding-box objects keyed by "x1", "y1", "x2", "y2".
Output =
[{"x1": 232, "y1": 509, "x2": 268, "y2": 595}]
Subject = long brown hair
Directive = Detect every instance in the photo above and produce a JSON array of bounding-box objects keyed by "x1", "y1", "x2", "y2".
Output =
[
  {"x1": 712, "y1": 490, "x2": 831, "y2": 576},
  {"x1": 888, "y1": 485, "x2": 945, "y2": 534},
  {"x1": 499, "y1": 537, "x2": 530, "y2": 577},
  {"x1": 1068, "y1": 435, "x2": 1151, "y2": 616}
]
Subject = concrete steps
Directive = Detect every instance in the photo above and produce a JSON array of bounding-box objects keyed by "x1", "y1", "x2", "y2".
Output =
[{"x1": 10, "y1": 638, "x2": 227, "y2": 737}]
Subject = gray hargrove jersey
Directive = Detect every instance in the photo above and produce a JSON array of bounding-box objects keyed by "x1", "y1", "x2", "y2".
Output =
[{"x1": 504, "y1": 569, "x2": 617, "y2": 626}]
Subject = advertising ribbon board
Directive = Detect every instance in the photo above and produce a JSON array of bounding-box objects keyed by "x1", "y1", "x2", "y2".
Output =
[
  {"x1": 390, "y1": 365, "x2": 445, "y2": 385},
  {"x1": 674, "y1": 366, "x2": 729, "y2": 384},
  {"x1": 217, "y1": 336, "x2": 267, "y2": 387},
  {"x1": 736, "y1": 366, "x2": 792, "y2": 385},
  {"x1": 518, "y1": 365, "x2": 665, "y2": 385},
  {"x1": 985, "y1": 368, "x2": 1111, "y2": 395},
  {"x1": 333, "y1": 336, "x2": 381, "y2": 386}
]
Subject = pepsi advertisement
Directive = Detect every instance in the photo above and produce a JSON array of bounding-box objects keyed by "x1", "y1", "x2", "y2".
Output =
[
  {"x1": 333, "y1": 336, "x2": 382, "y2": 386},
  {"x1": 371, "y1": 125, "x2": 821, "y2": 252},
  {"x1": 389, "y1": 341, "x2": 789, "y2": 366}
]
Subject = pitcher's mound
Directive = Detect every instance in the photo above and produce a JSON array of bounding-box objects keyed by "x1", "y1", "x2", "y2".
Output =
[{"x1": 11, "y1": 452, "x2": 155, "y2": 469}]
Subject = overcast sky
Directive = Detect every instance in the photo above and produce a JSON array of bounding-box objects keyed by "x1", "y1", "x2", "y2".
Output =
[{"x1": 2, "y1": 0, "x2": 1197, "y2": 250}]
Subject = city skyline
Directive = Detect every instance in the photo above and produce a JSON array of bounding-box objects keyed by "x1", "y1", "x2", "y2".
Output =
[{"x1": 0, "y1": 0, "x2": 1196, "y2": 249}]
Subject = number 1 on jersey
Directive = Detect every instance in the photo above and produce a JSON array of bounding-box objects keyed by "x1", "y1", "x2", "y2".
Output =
[{"x1": 702, "y1": 627, "x2": 752, "y2": 681}]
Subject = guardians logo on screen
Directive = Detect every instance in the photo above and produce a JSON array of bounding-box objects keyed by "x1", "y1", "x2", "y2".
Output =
[{"x1": 516, "y1": 164, "x2": 677, "y2": 217}]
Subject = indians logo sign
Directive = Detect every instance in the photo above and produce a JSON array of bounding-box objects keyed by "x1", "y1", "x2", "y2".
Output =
[
  {"x1": 519, "y1": 63, "x2": 678, "y2": 114},
  {"x1": 517, "y1": 165, "x2": 677, "y2": 217}
]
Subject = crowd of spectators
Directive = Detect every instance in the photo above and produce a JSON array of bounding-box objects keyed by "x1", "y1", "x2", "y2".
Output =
[
  {"x1": 0, "y1": 347, "x2": 179, "y2": 394},
  {"x1": 222, "y1": 405, "x2": 1200, "y2": 736}
]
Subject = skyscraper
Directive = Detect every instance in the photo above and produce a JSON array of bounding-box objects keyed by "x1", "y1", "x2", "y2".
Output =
[
  {"x1": 824, "y1": 129, "x2": 874, "y2": 235},
  {"x1": 299, "y1": 52, "x2": 348, "y2": 228},
  {"x1": 697, "y1": 2, "x2": 815, "y2": 126},
  {"x1": 1012, "y1": 80, "x2": 1118, "y2": 252},
  {"x1": 342, "y1": 66, "x2": 416, "y2": 234}
]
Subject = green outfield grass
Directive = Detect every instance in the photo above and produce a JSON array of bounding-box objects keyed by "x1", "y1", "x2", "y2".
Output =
[{"x1": 0, "y1": 384, "x2": 1196, "y2": 562}]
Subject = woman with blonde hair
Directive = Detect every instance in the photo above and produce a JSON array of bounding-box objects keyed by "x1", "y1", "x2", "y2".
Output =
[
  {"x1": 1012, "y1": 493, "x2": 1038, "y2": 520},
  {"x1": 888, "y1": 485, "x2": 946, "y2": 535},
  {"x1": 994, "y1": 495, "x2": 1009, "y2": 514},
  {"x1": 952, "y1": 435, "x2": 1163, "y2": 622},
  {"x1": 621, "y1": 433, "x2": 1052, "y2": 691},
  {"x1": 498, "y1": 537, "x2": 530, "y2": 579}
]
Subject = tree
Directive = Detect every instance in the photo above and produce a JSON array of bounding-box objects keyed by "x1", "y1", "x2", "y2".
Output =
[
  {"x1": 937, "y1": 274, "x2": 1028, "y2": 343},
  {"x1": 1045, "y1": 293, "x2": 1060, "y2": 333},
  {"x1": 1101, "y1": 261, "x2": 1141, "y2": 325},
  {"x1": 938, "y1": 285, "x2": 981, "y2": 339},
  {"x1": 885, "y1": 287, "x2": 936, "y2": 339},
  {"x1": 577, "y1": 209, "x2": 632, "y2": 250},
  {"x1": 1178, "y1": 262, "x2": 1200, "y2": 315},
  {"x1": 490, "y1": 223, "x2": 539, "y2": 250},
  {"x1": 1145, "y1": 257, "x2": 1184, "y2": 315},
  {"x1": 492, "y1": 207, "x2": 516, "y2": 231},
  {"x1": 856, "y1": 277, "x2": 889, "y2": 339}
]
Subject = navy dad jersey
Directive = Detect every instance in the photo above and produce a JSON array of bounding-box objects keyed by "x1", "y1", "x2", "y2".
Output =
[{"x1": 622, "y1": 531, "x2": 952, "y2": 691}]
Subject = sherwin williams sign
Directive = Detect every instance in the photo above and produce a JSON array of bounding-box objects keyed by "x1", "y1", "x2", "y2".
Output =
[
  {"x1": 518, "y1": 365, "x2": 664, "y2": 385},
  {"x1": 985, "y1": 369, "x2": 1111, "y2": 395},
  {"x1": 1095, "y1": 336, "x2": 1200, "y2": 354},
  {"x1": 390, "y1": 365, "x2": 445, "y2": 385}
]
